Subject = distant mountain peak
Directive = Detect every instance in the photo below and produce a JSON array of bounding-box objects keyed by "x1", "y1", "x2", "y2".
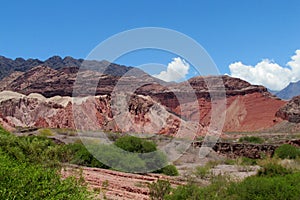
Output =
[
  {"x1": 276, "y1": 80, "x2": 300, "y2": 100},
  {"x1": 0, "y1": 55, "x2": 133, "y2": 80}
]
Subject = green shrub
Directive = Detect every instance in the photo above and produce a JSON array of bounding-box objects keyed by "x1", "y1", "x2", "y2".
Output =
[
  {"x1": 0, "y1": 127, "x2": 92, "y2": 199},
  {"x1": 141, "y1": 151, "x2": 168, "y2": 172},
  {"x1": 99, "y1": 144, "x2": 146, "y2": 172},
  {"x1": 114, "y1": 135, "x2": 157, "y2": 153},
  {"x1": 0, "y1": 127, "x2": 10, "y2": 135},
  {"x1": 155, "y1": 165, "x2": 179, "y2": 176},
  {"x1": 0, "y1": 150, "x2": 91, "y2": 200},
  {"x1": 194, "y1": 165, "x2": 211, "y2": 179},
  {"x1": 166, "y1": 172, "x2": 300, "y2": 200},
  {"x1": 240, "y1": 157, "x2": 257, "y2": 165},
  {"x1": 224, "y1": 158, "x2": 235, "y2": 165},
  {"x1": 226, "y1": 172, "x2": 300, "y2": 200},
  {"x1": 258, "y1": 163, "x2": 292, "y2": 177},
  {"x1": 149, "y1": 179, "x2": 171, "y2": 200},
  {"x1": 38, "y1": 128, "x2": 54, "y2": 136},
  {"x1": 112, "y1": 135, "x2": 170, "y2": 173},
  {"x1": 275, "y1": 144, "x2": 300, "y2": 159},
  {"x1": 239, "y1": 136, "x2": 264, "y2": 144},
  {"x1": 164, "y1": 183, "x2": 202, "y2": 200},
  {"x1": 62, "y1": 143, "x2": 109, "y2": 169},
  {"x1": 55, "y1": 128, "x2": 77, "y2": 136},
  {"x1": 0, "y1": 131, "x2": 63, "y2": 167}
]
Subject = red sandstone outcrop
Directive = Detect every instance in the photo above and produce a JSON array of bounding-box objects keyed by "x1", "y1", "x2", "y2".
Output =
[
  {"x1": 136, "y1": 76, "x2": 285, "y2": 132},
  {"x1": 0, "y1": 91, "x2": 199, "y2": 136},
  {"x1": 0, "y1": 65, "x2": 288, "y2": 133}
]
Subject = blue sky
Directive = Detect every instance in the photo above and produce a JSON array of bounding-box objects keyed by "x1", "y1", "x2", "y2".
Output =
[{"x1": 1, "y1": 1, "x2": 300, "y2": 89}]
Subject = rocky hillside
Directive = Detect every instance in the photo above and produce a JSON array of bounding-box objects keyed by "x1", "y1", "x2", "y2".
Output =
[
  {"x1": 0, "y1": 57, "x2": 290, "y2": 134},
  {"x1": 0, "y1": 63, "x2": 162, "y2": 97},
  {"x1": 0, "y1": 91, "x2": 198, "y2": 136},
  {"x1": 0, "y1": 55, "x2": 136, "y2": 80},
  {"x1": 276, "y1": 95, "x2": 300, "y2": 123},
  {"x1": 136, "y1": 75, "x2": 285, "y2": 132}
]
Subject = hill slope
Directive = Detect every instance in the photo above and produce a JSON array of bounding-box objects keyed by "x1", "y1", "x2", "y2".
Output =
[
  {"x1": 0, "y1": 55, "x2": 136, "y2": 80},
  {"x1": 276, "y1": 80, "x2": 300, "y2": 100},
  {"x1": 0, "y1": 56, "x2": 289, "y2": 133}
]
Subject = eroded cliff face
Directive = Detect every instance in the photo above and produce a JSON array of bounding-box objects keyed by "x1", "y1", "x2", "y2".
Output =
[
  {"x1": 0, "y1": 65, "x2": 287, "y2": 133},
  {"x1": 137, "y1": 76, "x2": 285, "y2": 132},
  {"x1": 0, "y1": 65, "x2": 161, "y2": 97},
  {"x1": 0, "y1": 91, "x2": 199, "y2": 136},
  {"x1": 276, "y1": 95, "x2": 300, "y2": 123}
]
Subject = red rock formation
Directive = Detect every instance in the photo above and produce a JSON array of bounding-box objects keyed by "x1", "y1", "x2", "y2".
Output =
[
  {"x1": 0, "y1": 91, "x2": 198, "y2": 136},
  {"x1": 223, "y1": 93, "x2": 285, "y2": 132},
  {"x1": 0, "y1": 66, "x2": 288, "y2": 134},
  {"x1": 137, "y1": 76, "x2": 285, "y2": 132},
  {"x1": 276, "y1": 95, "x2": 300, "y2": 123}
]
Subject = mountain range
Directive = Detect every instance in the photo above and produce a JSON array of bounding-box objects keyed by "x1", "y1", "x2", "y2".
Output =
[
  {"x1": 275, "y1": 80, "x2": 300, "y2": 100},
  {"x1": 0, "y1": 55, "x2": 300, "y2": 135},
  {"x1": 0, "y1": 55, "x2": 139, "y2": 80}
]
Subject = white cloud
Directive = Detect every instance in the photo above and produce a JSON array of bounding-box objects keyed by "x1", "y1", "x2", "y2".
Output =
[
  {"x1": 153, "y1": 57, "x2": 190, "y2": 82},
  {"x1": 229, "y1": 50, "x2": 300, "y2": 91}
]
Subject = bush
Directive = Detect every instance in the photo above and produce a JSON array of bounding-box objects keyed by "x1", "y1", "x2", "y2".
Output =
[
  {"x1": 112, "y1": 135, "x2": 171, "y2": 173},
  {"x1": 242, "y1": 157, "x2": 257, "y2": 165},
  {"x1": 164, "y1": 183, "x2": 202, "y2": 200},
  {"x1": 38, "y1": 128, "x2": 54, "y2": 136},
  {"x1": 149, "y1": 179, "x2": 171, "y2": 200},
  {"x1": 114, "y1": 135, "x2": 157, "y2": 153},
  {"x1": 239, "y1": 136, "x2": 264, "y2": 144},
  {"x1": 258, "y1": 163, "x2": 292, "y2": 177},
  {"x1": 89, "y1": 144, "x2": 147, "y2": 172},
  {"x1": 274, "y1": 144, "x2": 300, "y2": 159},
  {"x1": 0, "y1": 150, "x2": 91, "y2": 200},
  {"x1": 63, "y1": 143, "x2": 109, "y2": 169},
  {"x1": 62, "y1": 136, "x2": 175, "y2": 174},
  {"x1": 155, "y1": 165, "x2": 179, "y2": 176},
  {"x1": 165, "y1": 172, "x2": 300, "y2": 200},
  {"x1": 194, "y1": 165, "x2": 211, "y2": 179},
  {"x1": 226, "y1": 172, "x2": 300, "y2": 200},
  {"x1": 0, "y1": 127, "x2": 92, "y2": 199},
  {"x1": 0, "y1": 130, "x2": 63, "y2": 167}
]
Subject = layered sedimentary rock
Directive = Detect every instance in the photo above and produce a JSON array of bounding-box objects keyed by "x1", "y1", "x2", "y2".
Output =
[
  {"x1": 0, "y1": 55, "x2": 135, "y2": 80},
  {"x1": 0, "y1": 91, "x2": 199, "y2": 136},
  {"x1": 0, "y1": 63, "x2": 288, "y2": 133},
  {"x1": 276, "y1": 95, "x2": 300, "y2": 123}
]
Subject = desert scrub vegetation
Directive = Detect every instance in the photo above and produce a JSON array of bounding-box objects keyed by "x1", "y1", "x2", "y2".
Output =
[
  {"x1": 1, "y1": 126, "x2": 178, "y2": 175},
  {"x1": 114, "y1": 135, "x2": 157, "y2": 153},
  {"x1": 0, "y1": 129, "x2": 66, "y2": 167},
  {"x1": 150, "y1": 153, "x2": 300, "y2": 199},
  {"x1": 62, "y1": 143, "x2": 110, "y2": 169},
  {"x1": 274, "y1": 144, "x2": 300, "y2": 159},
  {"x1": 0, "y1": 127, "x2": 92, "y2": 199},
  {"x1": 224, "y1": 157, "x2": 257, "y2": 166},
  {"x1": 149, "y1": 179, "x2": 171, "y2": 200},
  {"x1": 54, "y1": 128, "x2": 77, "y2": 136},
  {"x1": 155, "y1": 164, "x2": 179, "y2": 176},
  {"x1": 151, "y1": 169, "x2": 300, "y2": 200},
  {"x1": 238, "y1": 136, "x2": 264, "y2": 144},
  {"x1": 38, "y1": 128, "x2": 55, "y2": 136},
  {"x1": 0, "y1": 151, "x2": 91, "y2": 200},
  {"x1": 61, "y1": 135, "x2": 179, "y2": 175},
  {"x1": 59, "y1": 135, "x2": 178, "y2": 175}
]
